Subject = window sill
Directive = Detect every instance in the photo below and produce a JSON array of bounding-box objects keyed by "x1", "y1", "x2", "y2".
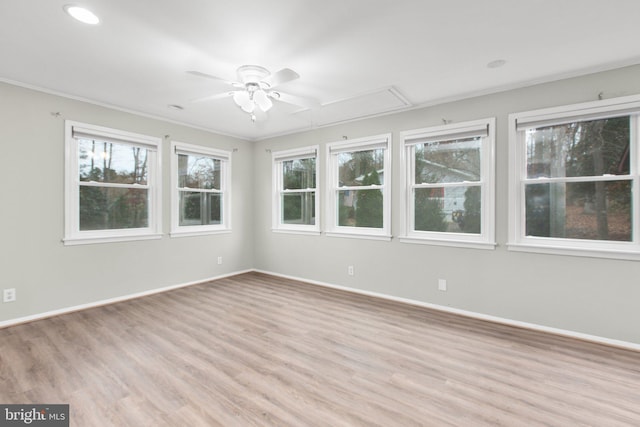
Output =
[
  {"x1": 507, "y1": 242, "x2": 640, "y2": 261},
  {"x1": 399, "y1": 236, "x2": 496, "y2": 250},
  {"x1": 272, "y1": 228, "x2": 321, "y2": 236},
  {"x1": 325, "y1": 231, "x2": 392, "y2": 241},
  {"x1": 170, "y1": 229, "x2": 231, "y2": 238},
  {"x1": 63, "y1": 233, "x2": 163, "y2": 246}
]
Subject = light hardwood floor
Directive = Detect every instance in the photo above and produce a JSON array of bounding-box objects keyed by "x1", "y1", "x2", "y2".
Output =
[{"x1": 1, "y1": 272, "x2": 639, "y2": 426}]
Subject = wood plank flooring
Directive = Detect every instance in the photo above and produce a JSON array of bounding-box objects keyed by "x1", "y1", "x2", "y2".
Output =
[{"x1": 1, "y1": 272, "x2": 639, "y2": 426}]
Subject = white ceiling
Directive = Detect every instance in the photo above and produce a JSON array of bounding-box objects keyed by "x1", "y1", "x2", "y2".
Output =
[{"x1": 2, "y1": 1, "x2": 640, "y2": 141}]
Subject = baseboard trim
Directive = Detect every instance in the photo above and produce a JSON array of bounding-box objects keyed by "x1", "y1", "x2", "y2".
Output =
[
  {"x1": 0, "y1": 269, "x2": 253, "y2": 329},
  {"x1": 5, "y1": 268, "x2": 639, "y2": 352},
  {"x1": 253, "y1": 269, "x2": 640, "y2": 352}
]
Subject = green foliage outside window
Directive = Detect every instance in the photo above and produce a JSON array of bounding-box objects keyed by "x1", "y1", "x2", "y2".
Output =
[
  {"x1": 462, "y1": 186, "x2": 481, "y2": 233},
  {"x1": 414, "y1": 189, "x2": 446, "y2": 232},
  {"x1": 78, "y1": 140, "x2": 149, "y2": 230},
  {"x1": 354, "y1": 170, "x2": 383, "y2": 228}
]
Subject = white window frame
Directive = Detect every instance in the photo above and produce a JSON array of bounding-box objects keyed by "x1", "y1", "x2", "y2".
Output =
[
  {"x1": 170, "y1": 141, "x2": 231, "y2": 237},
  {"x1": 399, "y1": 118, "x2": 496, "y2": 250},
  {"x1": 64, "y1": 120, "x2": 162, "y2": 245},
  {"x1": 508, "y1": 94, "x2": 640, "y2": 260},
  {"x1": 272, "y1": 145, "x2": 320, "y2": 235},
  {"x1": 326, "y1": 134, "x2": 392, "y2": 240}
]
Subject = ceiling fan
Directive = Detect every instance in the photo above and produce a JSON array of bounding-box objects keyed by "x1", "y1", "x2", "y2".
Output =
[{"x1": 188, "y1": 65, "x2": 316, "y2": 121}]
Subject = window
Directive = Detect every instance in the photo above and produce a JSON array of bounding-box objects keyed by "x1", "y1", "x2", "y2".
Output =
[
  {"x1": 400, "y1": 119, "x2": 496, "y2": 249},
  {"x1": 272, "y1": 146, "x2": 319, "y2": 234},
  {"x1": 326, "y1": 134, "x2": 391, "y2": 239},
  {"x1": 171, "y1": 142, "x2": 231, "y2": 236},
  {"x1": 509, "y1": 95, "x2": 640, "y2": 259},
  {"x1": 64, "y1": 121, "x2": 162, "y2": 245}
]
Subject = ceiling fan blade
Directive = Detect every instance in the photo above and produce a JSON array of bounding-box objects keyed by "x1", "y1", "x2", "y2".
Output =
[
  {"x1": 270, "y1": 91, "x2": 319, "y2": 109},
  {"x1": 262, "y1": 68, "x2": 299, "y2": 88},
  {"x1": 186, "y1": 70, "x2": 239, "y2": 86},
  {"x1": 190, "y1": 91, "x2": 236, "y2": 103}
]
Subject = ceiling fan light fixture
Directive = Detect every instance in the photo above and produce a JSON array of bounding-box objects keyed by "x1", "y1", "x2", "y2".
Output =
[
  {"x1": 233, "y1": 91, "x2": 255, "y2": 113},
  {"x1": 190, "y1": 64, "x2": 309, "y2": 120},
  {"x1": 254, "y1": 90, "x2": 273, "y2": 112},
  {"x1": 240, "y1": 101, "x2": 255, "y2": 113}
]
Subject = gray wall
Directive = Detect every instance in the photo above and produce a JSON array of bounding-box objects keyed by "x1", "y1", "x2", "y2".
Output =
[
  {"x1": 253, "y1": 65, "x2": 640, "y2": 344},
  {"x1": 0, "y1": 82, "x2": 254, "y2": 323},
  {"x1": 2, "y1": 65, "x2": 640, "y2": 345}
]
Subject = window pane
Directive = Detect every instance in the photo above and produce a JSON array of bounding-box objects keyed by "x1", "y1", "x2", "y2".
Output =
[
  {"x1": 282, "y1": 192, "x2": 316, "y2": 225},
  {"x1": 526, "y1": 117, "x2": 630, "y2": 179},
  {"x1": 79, "y1": 187, "x2": 148, "y2": 230},
  {"x1": 338, "y1": 189, "x2": 383, "y2": 228},
  {"x1": 178, "y1": 154, "x2": 221, "y2": 190},
  {"x1": 338, "y1": 149, "x2": 385, "y2": 186},
  {"x1": 179, "y1": 191, "x2": 221, "y2": 226},
  {"x1": 525, "y1": 180, "x2": 631, "y2": 241},
  {"x1": 78, "y1": 139, "x2": 148, "y2": 184},
  {"x1": 209, "y1": 193, "x2": 222, "y2": 224},
  {"x1": 414, "y1": 186, "x2": 481, "y2": 233},
  {"x1": 283, "y1": 158, "x2": 316, "y2": 190},
  {"x1": 415, "y1": 137, "x2": 481, "y2": 184}
]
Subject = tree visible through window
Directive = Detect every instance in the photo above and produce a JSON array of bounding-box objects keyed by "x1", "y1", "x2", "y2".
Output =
[
  {"x1": 178, "y1": 154, "x2": 222, "y2": 226},
  {"x1": 337, "y1": 149, "x2": 384, "y2": 228},
  {"x1": 509, "y1": 95, "x2": 640, "y2": 259},
  {"x1": 524, "y1": 117, "x2": 631, "y2": 241},
  {"x1": 78, "y1": 139, "x2": 150, "y2": 230},
  {"x1": 282, "y1": 157, "x2": 316, "y2": 225},
  {"x1": 171, "y1": 142, "x2": 231, "y2": 236},
  {"x1": 413, "y1": 137, "x2": 482, "y2": 234},
  {"x1": 64, "y1": 121, "x2": 161, "y2": 245},
  {"x1": 327, "y1": 134, "x2": 391, "y2": 239},
  {"x1": 272, "y1": 146, "x2": 319, "y2": 234},
  {"x1": 401, "y1": 119, "x2": 495, "y2": 249}
]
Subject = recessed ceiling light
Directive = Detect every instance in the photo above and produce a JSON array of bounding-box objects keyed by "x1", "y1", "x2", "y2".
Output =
[
  {"x1": 487, "y1": 59, "x2": 506, "y2": 69},
  {"x1": 63, "y1": 5, "x2": 100, "y2": 25}
]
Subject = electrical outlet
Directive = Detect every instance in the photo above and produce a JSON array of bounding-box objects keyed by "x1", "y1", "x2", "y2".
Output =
[
  {"x1": 438, "y1": 279, "x2": 447, "y2": 292},
  {"x1": 217, "y1": 256, "x2": 223, "y2": 265},
  {"x1": 348, "y1": 265, "x2": 354, "y2": 276},
  {"x1": 3, "y1": 288, "x2": 16, "y2": 303}
]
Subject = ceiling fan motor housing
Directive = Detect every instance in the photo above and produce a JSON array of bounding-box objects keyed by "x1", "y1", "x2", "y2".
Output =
[{"x1": 237, "y1": 65, "x2": 271, "y2": 87}]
